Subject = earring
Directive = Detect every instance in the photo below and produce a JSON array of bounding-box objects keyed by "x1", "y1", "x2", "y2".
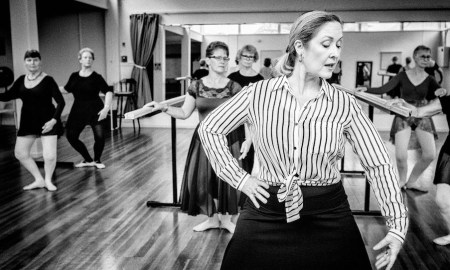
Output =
[{"x1": 299, "y1": 54, "x2": 303, "y2": 63}]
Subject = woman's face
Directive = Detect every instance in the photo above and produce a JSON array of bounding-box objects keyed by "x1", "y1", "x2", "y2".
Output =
[
  {"x1": 24, "y1": 57, "x2": 41, "y2": 73},
  {"x1": 206, "y1": 48, "x2": 229, "y2": 74},
  {"x1": 413, "y1": 49, "x2": 431, "y2": 68},
  {"x1": 79, "y1": 51, "x2": 94, "y2": 67},
  {"x1": 299, "y1": 21, "x2": 343, "y2": 79},
  {"x1": 239, "y1": 50, "x2": 256, "y2": 68}
]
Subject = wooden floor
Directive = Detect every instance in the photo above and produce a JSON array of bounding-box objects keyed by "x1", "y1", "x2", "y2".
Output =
[{"x1": 0, "y1": 125, "x2": 449, "y2": 270}]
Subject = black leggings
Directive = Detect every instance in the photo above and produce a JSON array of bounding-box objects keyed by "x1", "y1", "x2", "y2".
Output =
[{"x1": 66, "y1": 123, "x2": 105, "y2": 162}]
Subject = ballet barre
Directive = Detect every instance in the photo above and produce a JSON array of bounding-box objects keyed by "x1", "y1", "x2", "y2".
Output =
[
  {"x1": 377, "y1": 71, "x2": 396, "y2": 86},
  {"x1": 124, "y1": 95, "x2": 185, "y2": 120},
  {"x1": 333, "y1": 84, "x2": 412, "y2": 117},
  {"x1": 125, "y1": 95, "x2": 186, "y2": 208}
]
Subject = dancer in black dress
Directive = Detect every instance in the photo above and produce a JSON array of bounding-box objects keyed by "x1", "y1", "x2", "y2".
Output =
[
  {"x1": 144, "y1": 41, "x2": 244, "y2": 233},
  {"x1": 0, "y1": 50, "x2": 65, "y2": 191},
  {"x1": 62, "y1": 48, "x2": 112, "y2": 169}
]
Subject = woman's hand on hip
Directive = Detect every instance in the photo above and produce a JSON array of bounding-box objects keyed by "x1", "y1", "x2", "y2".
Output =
[
  {"x1": 42, "y1": 118, "x2": 57, "y2": 133},
  {"x1": 239, "y1": 139, "x2": 252, "y2": 160},
  {"x1": 98, "y1": 108, "x2": 109, "y2": 121},
  {"x1": 241, "y1": 176, "x2": 270, "y2": 208},
  {"x1": 373, "y1": 234, "x2": 402, "y2": 270}
]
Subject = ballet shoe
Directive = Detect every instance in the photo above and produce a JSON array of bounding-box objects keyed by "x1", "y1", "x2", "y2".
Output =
[
  {"x1": 193, "y1": 219, "x2": 220, "y2": 232},
  {"x1": 220, "y1": 220, "x2": 236, "y2": 233},
  {"x1": 23, "y1": 180, "x2": 46, "y2": 190},
  {"x1": 75, "y1": 161, "x2": 95, "y2": 168},
  {"x1": 433, "y1": 235, "x2": 450, "y2": 246},
  {"x1": 94, "y1": 161, "x2": 106, "y2": 169},
  {"x1": 45, "y1": 182, "x2": 57, "y2": 192}
]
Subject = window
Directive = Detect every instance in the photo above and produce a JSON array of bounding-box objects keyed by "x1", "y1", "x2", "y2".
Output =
[
  {"x1": 202, "y1": 24, "x2": 239, "y2": 35},
  {"x1": 360, "y1": 22, "x2": 401, "y2": 32},
  {"x1": 403, "y1": 22, "x2": 442, "y2": 31},
  {"x1": 240, "y1": 23, "x2": 279, "y2": 34},
  {"x1": 343, "y1": 23, "x2": 359, "y2": 32},
  {"x1": 279, "y1": 23, "x2": 292, "y2": 34}
]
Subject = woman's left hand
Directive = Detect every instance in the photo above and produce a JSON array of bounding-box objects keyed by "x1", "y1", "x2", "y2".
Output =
[
  {"x1": 435, "y1": 88, "x2": 448, "y2": 97},
  {"x1": 239, "y1": 139, "x2": 252, "y2": 160},
  {"x1": 373, "y1": 234, "x2": 402, "y2": 270},
  {"x1": 42, "y1": 119, "x2": 57, "y2": 134},
  {"x1": 98, "y1": 108, "x2": 109, "y2": 121}
]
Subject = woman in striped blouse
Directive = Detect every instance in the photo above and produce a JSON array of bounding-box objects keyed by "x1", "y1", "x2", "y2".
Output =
[{"x1": 199, "y1": 11, "x2": 408, "y2": 270}]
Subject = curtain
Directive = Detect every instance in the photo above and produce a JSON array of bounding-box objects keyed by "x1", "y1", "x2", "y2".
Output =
[{"x1": 129, "y1": 13, "x2": 159, "y2": 108}]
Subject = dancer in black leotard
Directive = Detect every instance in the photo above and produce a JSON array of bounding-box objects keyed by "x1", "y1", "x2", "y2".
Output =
[
  {"x1": 0, "y1": 50, "x2": 65, "y2": 191},
  {"x1": 61, "y1": 48, "x2": 112, "y2": 169}
]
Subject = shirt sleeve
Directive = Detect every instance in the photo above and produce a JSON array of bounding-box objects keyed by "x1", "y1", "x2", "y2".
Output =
[
  {"x1": 64, "y1": 73, "x2": 76, "y2": 93},
  {"x1": 98, "y1": 74, "x2": 111, "y2": 94},
  {"x1": 198, "y1": 85, "x2": 253, "y2": 190},
  {"x1": 187, "y1": 80, "x2": 198, "y2": 98},
  {"x1": 367, "y1": 73, "x2": 401, "y2": 95},
  {"x1": 48, "y1": 77, "x2": 66, "y2": 120},
  {"x1": 344, "y1": 96, "x2": 409, "y2": 243},
  {"x1": 426, "y1": 76, "x2": 440, "y2": 101},
  {"x1": 0, "y1": 77, "x2": 22, "y2": 101}
]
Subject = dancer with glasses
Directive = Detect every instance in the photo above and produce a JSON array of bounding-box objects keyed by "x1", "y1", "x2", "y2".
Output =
[
  {"x1": 358, "y1": 45, "x2": 445, "y2": 191},
  {"x1": 143, "y1": 41, "x2": 244, "y2": 233}
]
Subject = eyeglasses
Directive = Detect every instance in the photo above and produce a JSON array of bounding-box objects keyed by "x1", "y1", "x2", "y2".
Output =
[
  {"x1": 419, "y1": 55, "x2": 431, "y2": 60},
  {"x1": 241, "y1": 54, "x2": 255, "y2": 60},
  {"x1": 208, "y1": 56, "x2": 230, "y2": 62}
]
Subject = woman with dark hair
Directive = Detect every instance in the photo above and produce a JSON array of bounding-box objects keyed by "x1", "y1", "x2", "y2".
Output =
[
  {"x1": 144, "y1": 41, "x2": 244, "y2": 233},
  {"x1": 259, "y1": 58, "x2": 275, "y2": 80},
  {"x1": 359, "y1": 45, "x2": 444, "y2": 192},
  {"x1": 61, "y1": 48, "x2": 113, "y2": 169},
  {"x1": 199, "y1": 11, "x2": 407, "y2": 270},
  {"x1": 0, "y1": 50, "x2": 65, "y2": 191}
]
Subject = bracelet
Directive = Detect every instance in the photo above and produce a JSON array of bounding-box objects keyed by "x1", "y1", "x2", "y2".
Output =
[{"x1": 161, "y1": 104, "x2": 169, "y2": 112}]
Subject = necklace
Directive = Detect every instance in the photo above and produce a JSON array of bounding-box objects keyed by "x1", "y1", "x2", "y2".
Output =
[{"x1": 27, "y1": 72, "x2": 42, "y2": 81}]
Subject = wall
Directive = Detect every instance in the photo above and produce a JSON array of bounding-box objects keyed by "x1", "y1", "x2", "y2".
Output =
[
  {"x1": 0, "y1": 0, "x2": 13, "y2": 72},
  {"x1": 38, "y1": 11, "x2": 106, "y2": 86}
]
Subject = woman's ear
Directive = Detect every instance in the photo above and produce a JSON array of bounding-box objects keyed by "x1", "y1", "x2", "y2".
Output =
[{"x1": 293, "y1": 40, "x2": 304, "y2": 56}]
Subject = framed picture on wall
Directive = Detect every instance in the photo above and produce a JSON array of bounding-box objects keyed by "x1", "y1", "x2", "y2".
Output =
[{"x1": 380, "y1": 52, "x2": 402, "y2": 70}]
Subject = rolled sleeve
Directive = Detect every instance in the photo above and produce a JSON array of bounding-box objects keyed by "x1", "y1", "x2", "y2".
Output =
[{"x1": 344, "y1": 96, "x2": 408, "y2": 241}]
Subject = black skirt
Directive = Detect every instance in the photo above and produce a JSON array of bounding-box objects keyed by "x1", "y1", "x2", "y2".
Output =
[
  {"x1": 433, "y1": 150, "x2": 450, "y2": 185},
  {"x1": 221, "y1": 182, "x2": 372, "y2": 270},
  {"x1": 179, "y1": 125, "x2": 247, "y2": 216}
]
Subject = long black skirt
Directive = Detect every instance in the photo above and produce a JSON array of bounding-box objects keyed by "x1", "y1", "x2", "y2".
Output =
[
  {"x1": 179, "y1": 125, "x2": 247, "y2": 216},
  {"x1": 221, "y1": 182, "x2": 372, "y2": 270}
]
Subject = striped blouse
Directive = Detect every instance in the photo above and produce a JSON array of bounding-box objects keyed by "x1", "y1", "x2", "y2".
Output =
[{"x1": 198, "y1": 75, "x2": 408, "y2": 243}]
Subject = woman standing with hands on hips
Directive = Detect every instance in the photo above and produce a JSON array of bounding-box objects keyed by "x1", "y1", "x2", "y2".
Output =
[
  {"x1": 199, "y1": 11, "x2": 408, "y2": 270},
  {"x1": 61, "y1": 48, "x2": 112, "y2": 169},
  {"x1": 0, "y1": 50, "x2": 65, "y2": 191},
  {"x1": 143, "y1": 41, "x2": 245, "y2": 233}
]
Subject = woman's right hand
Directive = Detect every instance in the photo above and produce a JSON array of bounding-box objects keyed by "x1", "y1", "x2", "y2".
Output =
[
  {"x1": 355, "y1": 86, "x2": 368, "y2": 92},
  {"x1": 241, "y1": 176, "x2": 270, "y2": 208},
  {"x1": 143, "y1": 101, "x2": 161, "y2": 110}
]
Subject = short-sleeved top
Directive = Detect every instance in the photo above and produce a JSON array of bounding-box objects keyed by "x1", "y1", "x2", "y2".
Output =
[
  {"x1": 228, "y1": 71, "x2": 264, "y2": 88},
  {"x1": 367, "y1": 71, "x2": 439, "y2": 102},
  {"x1": 439, "y1": 95, "x2": 450, "y2": 154},
  {"x1": 187, "y1": 79, "x2": 241, "y2": 122},
  {"x1": 64, "y1": 71, "x2": 111, "y2": 127},
  {"x1": 0, "y1": 75, "x2": 65, "y2": 136}
]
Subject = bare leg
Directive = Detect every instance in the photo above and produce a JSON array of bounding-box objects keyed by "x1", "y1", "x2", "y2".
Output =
[
  {"x1": 433, "y1": 184, "x2": 450, "y2": 245},
  {"x1": 394, "y1": 128, "x2": 411, "y2": 188},
  {"x1": 15, "y1": 136, "x2": 45, "y2": 190},
  {"x1": 406, "y1": 129, "x2": 436, "y2": 192},
  {"x1": 193, "y1": 199, "x2": 220, "y2": 232},
  {"x1": 41, "y1": 136, "x2": 58, "y2": 191}
]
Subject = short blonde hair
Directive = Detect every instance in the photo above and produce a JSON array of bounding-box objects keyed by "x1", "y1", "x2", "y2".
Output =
[{"x1": 78, "y1": 47, "x2": 95, "y2": 60}]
